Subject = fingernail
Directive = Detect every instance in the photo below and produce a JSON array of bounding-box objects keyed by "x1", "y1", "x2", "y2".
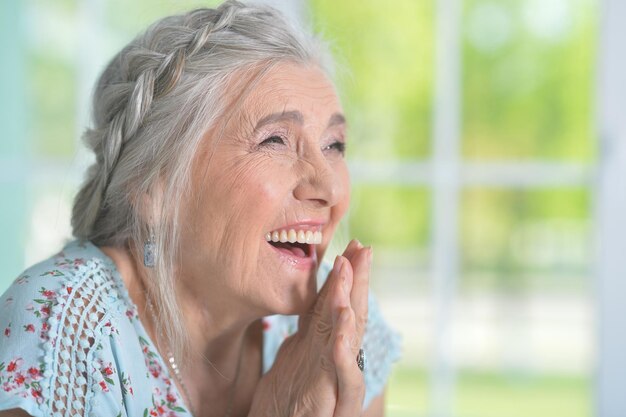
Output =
[
  {"x1": 355, "y1": 239, "x2": 364, "y2": 249},
  {"x1": 334, "y1": 255, "x2": 344, "y2": 272}
]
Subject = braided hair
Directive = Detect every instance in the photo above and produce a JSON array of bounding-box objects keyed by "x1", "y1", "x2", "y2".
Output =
[{"x1": 71, "y1": 0, "x2": 332, "y2": 362}]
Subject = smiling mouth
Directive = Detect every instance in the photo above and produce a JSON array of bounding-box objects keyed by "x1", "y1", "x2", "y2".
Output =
[
  {"x1": 267, "y1": 241, "x2": 311, "y2": 257},
  {"x1": 265, "y1": 228, "x2": 322, "y2": 259}
]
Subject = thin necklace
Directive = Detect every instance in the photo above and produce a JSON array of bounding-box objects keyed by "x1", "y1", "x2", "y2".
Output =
[{"x1": 146, "y1": 299, "x2": 244, "y2": 417}]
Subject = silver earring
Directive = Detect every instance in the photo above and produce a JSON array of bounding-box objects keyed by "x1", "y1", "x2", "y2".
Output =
[{"x1": 144, "y1": 229, "x2": 156, "y2": 268}]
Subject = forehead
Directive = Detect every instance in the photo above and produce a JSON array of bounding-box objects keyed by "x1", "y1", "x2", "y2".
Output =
[{"x1": 237, "y1": 61, "x2": 342, "y2": 125}]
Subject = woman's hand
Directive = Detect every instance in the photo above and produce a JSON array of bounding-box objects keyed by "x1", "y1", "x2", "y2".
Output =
[{"x1": 248, "y1": 239, "x2": 372, "y2": 417}]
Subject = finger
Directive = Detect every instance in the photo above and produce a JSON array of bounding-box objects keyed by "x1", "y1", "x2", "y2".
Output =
[
  {"x1": 333, "y1": 309, "x2": 365, "y2": 417},
  {"x1": 318, "y1": 239, "x2": 360, "y2": 307},
  {"x1": 324, "y1": 256, "x2": 352, "y2": 327},
  {"x1": 317, "y1": 254, "x2": 345, "y2": 300},
  {"x1": 301, "y1": 255, "x2": 351, "y2": 338},
  {"x1": 342, "y1": 238, "x2": 363, "y2": 261},
  {"x1": 331, "y1": 259, "x2": 352, "y2": 325},
  {"x1": 299, "y1": 254, "x2": 342, "y2": 331},
  {"x1": 349, "y1": 246, "x2": 372, "y2": 345}
]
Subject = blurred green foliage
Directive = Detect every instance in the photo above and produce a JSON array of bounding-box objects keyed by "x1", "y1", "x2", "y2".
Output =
[
  {"x1": 30, "y1": 54, "x2": 76, "y2": 157},
  {"x1": 387, "y1": 367, "x2": 590, "y2": 417},
  {"x1": 349, "y1": 186, "x2": 431, "y2": 248},
  {"x1": 461, "y1": 188, "x2": 591, "y2": 292},
  {"x1": 309, "y1": 0, "x2": 595, "y2": 289},
  {"x1": 21, "y1": 0, "x2": 595, "y2": 294},
  {"x1": 462, "y1": 0, "x2": 597, "y2": 160},
  {"x1": 310, "y1": 0, "x2": 434, "y2": 161}
]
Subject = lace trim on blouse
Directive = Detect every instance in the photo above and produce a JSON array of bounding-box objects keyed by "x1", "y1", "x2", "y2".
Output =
[{"x1": 40, "y1": 257, "x2": 127, "y2": 417}]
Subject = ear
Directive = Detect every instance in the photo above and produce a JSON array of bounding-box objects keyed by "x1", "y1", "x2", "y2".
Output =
[{"x1": 131, "y1": 180, "x2": 165, "y2": 226}]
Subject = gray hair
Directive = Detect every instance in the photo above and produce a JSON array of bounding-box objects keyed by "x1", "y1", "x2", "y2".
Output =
[{"x1": 71, "y1": 0, "x2": 333, "y2": 363}]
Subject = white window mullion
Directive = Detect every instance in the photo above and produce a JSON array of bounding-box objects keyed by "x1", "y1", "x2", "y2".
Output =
[
  {"x1": 430, "y1": 0, "x2": 463, "y2": 415},
  {"x1": 595, "y1": 0, "x2": 626, "y2": 415}
]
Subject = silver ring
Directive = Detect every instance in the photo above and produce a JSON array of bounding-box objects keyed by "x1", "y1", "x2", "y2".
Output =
[{"x1": 357, "y1": 348, "x2": 365, "y2": 372}]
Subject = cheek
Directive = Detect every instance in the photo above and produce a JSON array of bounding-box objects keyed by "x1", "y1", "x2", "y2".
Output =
[
  {"x1": 333, "y1": 163, "x2": 351, "y2": 220},
  {"x1": 254, "y1": 166, "x2": 293, "y2": 212}
]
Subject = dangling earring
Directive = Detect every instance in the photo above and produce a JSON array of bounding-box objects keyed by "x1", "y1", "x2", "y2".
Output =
[{"x1": 144, "y1": 228, "x2": 156, "y2": 268}]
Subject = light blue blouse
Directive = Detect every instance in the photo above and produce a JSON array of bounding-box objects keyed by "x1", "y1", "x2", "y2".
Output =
[{"x1": 0, "y1": 240, "x2": 401, "y2": 416}]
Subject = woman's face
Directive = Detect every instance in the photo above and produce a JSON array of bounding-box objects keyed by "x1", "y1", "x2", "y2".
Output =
[{"x1": 178, "y1": 62, "x2": 350, "y2": 317}]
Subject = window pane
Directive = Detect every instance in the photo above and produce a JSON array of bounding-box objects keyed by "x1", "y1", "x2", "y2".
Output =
[
  {"x1": 347, "y1": 184, "x2": 431, "y2": 416},
  {"x1": 28, "y1": 1, "x2": 78, "y2": 158},
  {"x1": 310, "y1": 0, "x2": 434, "y2": 160},
  {"x1": 462, "y1": 0, "x2": 598, "y2": 160},
  {"x1": 104, "y1": 0, "x2": 221, "y2": 35},
  {"x1": 30, "y1": 56, "x2": 76, "y2": 158},
  {"x1": 461, "y1": 188, "x2": 591, "y2": 289},
  {"x1": 455, "y1": 371, "x2": 590, "y2": 417},
  {"x1": 458, "y1": 188, "x2": 593, "y2": 417}
]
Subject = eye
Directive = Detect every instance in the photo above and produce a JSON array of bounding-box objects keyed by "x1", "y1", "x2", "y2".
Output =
[
  {"x1": 260, "y1": 135, "x2": 286, "y2": 146},
  {"x1": 324, "y1": 141, "x2": 346, "y2": 155}
]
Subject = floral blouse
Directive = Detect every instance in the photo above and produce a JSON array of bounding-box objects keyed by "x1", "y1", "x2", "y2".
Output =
[{"x1": 0, "y1": 240, "x2": 401, "y2": 416}]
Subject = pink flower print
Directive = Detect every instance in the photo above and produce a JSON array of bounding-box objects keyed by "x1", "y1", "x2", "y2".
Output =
[
  {"x1": 7, "y1": 358, "x2": 22, "y2": 372},
  {"x1": 3, "y1": 324, "x2": 10, "y2": 337},
  {"x1": 31, "y1": 387, "x2": 43, "y2": 402},
  {"x1": 39, "y1": 322, "x2": 50, "y2": 340},
  {"x1": 66, "y1": 286, "x2": 73, "y2": 294},
  {"x1": 149, "y1": 364, "x2": 162, "y2": 378},
  {"x1": 121, "y1": 372, "x2": 134, "y2": 396},
  {"x1": 99, "y1": 361, "x2": 116, "y2": 389},
  {"x1": 99, "y1": 380, "x2": 109, "y2": 392},
  {"x1": 41, "y1": 289, "x2": 55, "y2": 299},
  {"x1": 27, "y1": 367, "x2": 41, "y2": 378},
  {"x1": 40, "y1": 269, "x2": 64, "y2": 277},
  {"x1": 24, "y1": 324, "x2": 35, "y2": 333},
  {"x1": 145, "y1": 385, "x2": 187, "y2": 416},
  {"x1": 40, "y1": 305, "x2": 50, "y2": 317},
  {"x1": 14, "y1": 373, "x2": 25, "y2": 385},
  {"x1": 262, "y1": 319, "x2": 271, "y2": 331},
  {"x1": 125, "y1": 308, "x2": 136, "y2": 321}
]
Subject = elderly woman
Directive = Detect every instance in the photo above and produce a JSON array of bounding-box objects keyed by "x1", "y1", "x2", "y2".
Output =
[{"x1": 0, "y1": 1, "x2": 400, "y2": 416}]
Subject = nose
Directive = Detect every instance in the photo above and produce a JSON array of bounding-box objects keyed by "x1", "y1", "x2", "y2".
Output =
[{"x1": 293, "y1": 148, "x2": 341, "y2": 208}]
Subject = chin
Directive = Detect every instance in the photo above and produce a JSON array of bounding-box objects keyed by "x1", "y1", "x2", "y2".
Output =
[{"x1": 260, "y1": 267, "x2": 318, "y2": 317}]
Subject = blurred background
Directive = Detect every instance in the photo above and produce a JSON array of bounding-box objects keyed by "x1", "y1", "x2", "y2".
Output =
[{"x1": 2, "y1": 0, "x2": 625, "y2": 416}]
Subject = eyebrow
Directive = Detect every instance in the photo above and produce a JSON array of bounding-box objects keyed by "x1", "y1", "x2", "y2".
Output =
[
  {"x1": 327, "y1": 112, "x2": 346, "y2": 128},
  {"x1": 253, "y1": 110, "x2": 346, "y2": 131}
]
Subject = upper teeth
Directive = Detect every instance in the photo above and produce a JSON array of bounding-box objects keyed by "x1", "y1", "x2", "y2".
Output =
[{"x1": 265, "y1": 229, "x2": 322, "y2": 244}]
